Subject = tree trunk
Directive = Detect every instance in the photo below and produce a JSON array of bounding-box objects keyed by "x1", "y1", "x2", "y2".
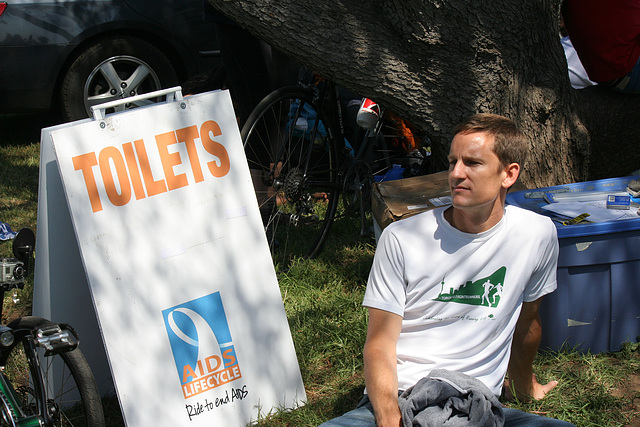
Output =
[{"x1": 209, "y1": 0, "x2": 640, "y2": 188}]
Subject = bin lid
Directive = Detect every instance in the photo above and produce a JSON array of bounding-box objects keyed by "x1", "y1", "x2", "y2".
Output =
[{"x1": 506, "y1": 175, "x2": 640, "y2": 238}]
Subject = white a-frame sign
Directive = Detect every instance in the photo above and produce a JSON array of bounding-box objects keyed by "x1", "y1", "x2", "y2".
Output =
[{"x1": 35, "y1": 89, "x2": 306, "y2": 426}]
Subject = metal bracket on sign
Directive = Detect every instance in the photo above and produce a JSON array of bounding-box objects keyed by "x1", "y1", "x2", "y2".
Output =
[{"x1": 90, "y1": 86, "x2": 184, "y2": 121}]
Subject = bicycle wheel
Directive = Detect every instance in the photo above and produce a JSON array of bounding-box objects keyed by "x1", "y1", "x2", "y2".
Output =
[
  {"x1": 241, "y1": 86, "x2": 340, "y2": 267},
  {"x1": 1, "y1": 317, "x2": 105, "y2": 427}
]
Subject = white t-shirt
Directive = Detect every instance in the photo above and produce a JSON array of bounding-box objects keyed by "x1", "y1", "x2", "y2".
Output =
[{"x1": 363, "y1": 205, "x2": 559, "y2": 396}]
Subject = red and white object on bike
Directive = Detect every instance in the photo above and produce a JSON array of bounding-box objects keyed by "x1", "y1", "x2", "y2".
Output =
[{"x1": 356, "y1": 98, "x2": 381, "y2": 130}]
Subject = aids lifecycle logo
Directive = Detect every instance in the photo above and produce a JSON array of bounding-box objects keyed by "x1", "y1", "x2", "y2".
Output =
[{"x1": 162, "y1": 292, "x2": 242, "y2": 399}]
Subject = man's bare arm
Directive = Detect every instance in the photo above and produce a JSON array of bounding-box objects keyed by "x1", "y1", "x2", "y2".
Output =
[
  {"x1": 507, "y1": 297, "x2": 558, "y2": 401},
  {"x1": 363, "y1": 307, "x2": 403, "y2": 427}
]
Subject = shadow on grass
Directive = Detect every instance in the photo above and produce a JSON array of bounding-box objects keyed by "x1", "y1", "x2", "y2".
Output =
[{"x1": 329, "y1": 380, "x2": 366, "y2": 417}]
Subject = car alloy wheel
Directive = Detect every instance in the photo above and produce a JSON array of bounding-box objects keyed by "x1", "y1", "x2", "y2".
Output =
[
  {"x1": 61, "y1": 37, "x2": 178, "y2": 122},
  {"x1": 83, "y1": 55, "x2": 162, "y2": 117}
]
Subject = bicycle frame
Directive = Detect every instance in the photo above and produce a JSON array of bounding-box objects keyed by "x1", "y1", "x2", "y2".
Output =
[
  {"x1": 265, "y1": 75, "x2": 393, "y2": 236},
  {"x1": 0, "y1": 314, "x2": 81, "y2": 427},
  {"x1": 296, "y1": 76, "x2": 397, "y2": 181},
  {"x1": 0, "y1": 328, "x2": 49, "y2": 427},
  {"x1": 0, "y1": 382, "x2": 41, "y2": 427},
  {"x1": 0, "y1": 228, "x2": 85, "y2": 427},
  {"x1": 271, "y1": 77, "x2": 348, "y2": 188},
  {"x1": 0, "y1": 238, "x2": 39, "y2": 426}
]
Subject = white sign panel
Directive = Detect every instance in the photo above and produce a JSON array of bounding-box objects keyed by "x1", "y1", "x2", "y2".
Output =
[{"x1": 46, "y1": 90, "x2": 305, "y2": 426}]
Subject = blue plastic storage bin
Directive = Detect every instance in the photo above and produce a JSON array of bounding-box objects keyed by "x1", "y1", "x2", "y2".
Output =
[{"x1": 506, "y1": 176, "x2": 640, "y2": 353}]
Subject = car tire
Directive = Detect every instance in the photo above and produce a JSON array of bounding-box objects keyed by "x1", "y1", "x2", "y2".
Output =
[{"x1": 60, "y1": 36, "x2": 179, "y2": 122}]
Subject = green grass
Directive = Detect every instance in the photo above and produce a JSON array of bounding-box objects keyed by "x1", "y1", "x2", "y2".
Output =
[
  {"x1": 1, "y1": 113, "x2": 639, "y2": 426},
  {"x1": 506, "y1": 343, "x2": 640, "y2": 426},
  {"x1": 0, "y1": 113, "x2": 46, "y2": 320}
]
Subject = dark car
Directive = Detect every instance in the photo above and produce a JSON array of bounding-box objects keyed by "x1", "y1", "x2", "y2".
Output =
[{"x1": 0, "y1": 0, "x2": 223, "y2": 121}]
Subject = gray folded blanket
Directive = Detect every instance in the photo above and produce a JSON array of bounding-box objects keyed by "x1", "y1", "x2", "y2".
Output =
[{"x1": 398, "y1": 369, "x2": 504, "y2": 427}]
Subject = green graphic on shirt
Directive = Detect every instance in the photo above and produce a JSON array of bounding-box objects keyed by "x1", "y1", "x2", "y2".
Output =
[{"x1": 433, "y1": 266, "x2": 506, "y2": 308}]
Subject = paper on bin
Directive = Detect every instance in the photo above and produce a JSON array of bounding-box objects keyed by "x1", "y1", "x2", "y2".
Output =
[
  {"x1": 547, "y1": 190, "x2": 627, "y2": 203},
  {"x1": 542, "y1": 200, "x2": 639, "y2": 223}
]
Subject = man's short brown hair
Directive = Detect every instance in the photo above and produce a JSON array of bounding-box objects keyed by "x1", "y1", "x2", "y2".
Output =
[{"x1": 453, "y1": 113, "x2": 527, "y2": 168}]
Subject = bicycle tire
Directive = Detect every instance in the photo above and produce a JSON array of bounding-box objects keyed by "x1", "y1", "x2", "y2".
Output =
[
  {"x1": 2, "y1": 317, "x2": 105, "y2": 427},
  {"x1": 241, "y1": 86, "x2": 340, "y2": 266}
]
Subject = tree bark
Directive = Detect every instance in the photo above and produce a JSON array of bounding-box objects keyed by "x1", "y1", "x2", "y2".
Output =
[{"x1": 209, "y1": 0, "x2": 640, "y2": 187}]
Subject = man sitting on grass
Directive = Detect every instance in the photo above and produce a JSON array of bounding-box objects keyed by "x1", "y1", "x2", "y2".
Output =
[{"x1": 320, "y1": 114, "x2": 575, "y2": 427}]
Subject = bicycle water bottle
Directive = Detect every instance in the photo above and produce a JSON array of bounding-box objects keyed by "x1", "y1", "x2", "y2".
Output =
[{"x1": 356, "y1": 98, "x2": 380, "y2": 130}]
